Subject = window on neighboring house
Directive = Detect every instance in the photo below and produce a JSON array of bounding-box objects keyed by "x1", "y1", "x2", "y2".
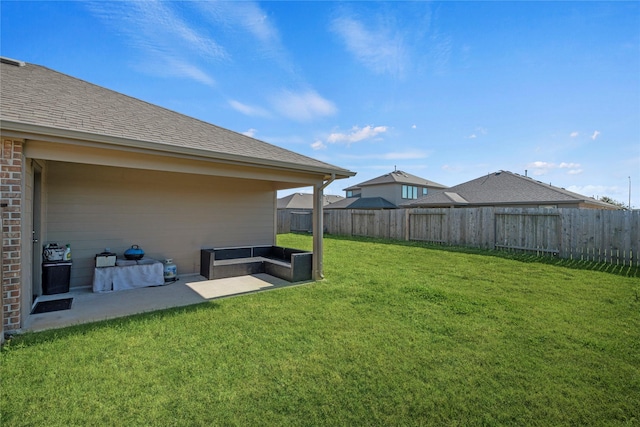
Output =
[
  {"x1": 346, "y1": 190, "x2": 353, "y2": 197},
  {"x1": 402, "y1": 185, "x2": 419, "y2": 199},
  {"x1": 423, "y1": 188, "x2": 428, "y2": 196}
]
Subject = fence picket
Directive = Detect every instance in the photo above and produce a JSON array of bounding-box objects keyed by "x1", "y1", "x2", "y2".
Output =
[{"x1": 278, "y1": 207, "x2": 638, "y2": 267}]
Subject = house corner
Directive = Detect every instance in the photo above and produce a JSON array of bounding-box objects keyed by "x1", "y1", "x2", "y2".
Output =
[{"x1": 1, "y1": 138, "x2": 24, "y2": 332}]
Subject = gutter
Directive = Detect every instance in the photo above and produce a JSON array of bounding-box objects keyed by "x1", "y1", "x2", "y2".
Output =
[{"x1": 319, "y1": 173, "x2": 336, "y2": 191}]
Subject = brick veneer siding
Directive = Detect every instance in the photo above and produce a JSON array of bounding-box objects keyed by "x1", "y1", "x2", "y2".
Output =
[{"x1": 1, "y1": 138, "x2": 23, "y2": 331}]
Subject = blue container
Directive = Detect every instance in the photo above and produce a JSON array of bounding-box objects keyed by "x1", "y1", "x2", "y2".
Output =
[{"x1": 124, "y1": 245, "x2": 145, "y2": 260}]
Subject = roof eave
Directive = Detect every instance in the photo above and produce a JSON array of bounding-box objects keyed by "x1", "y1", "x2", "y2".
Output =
[{"x1": 1, "y1": 119, "x2": 355, "y2": 180}]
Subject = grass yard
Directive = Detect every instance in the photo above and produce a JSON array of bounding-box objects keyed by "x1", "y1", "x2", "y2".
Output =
[{"x1": 1, "y1": 234, "x2": 639, "y2": 426}]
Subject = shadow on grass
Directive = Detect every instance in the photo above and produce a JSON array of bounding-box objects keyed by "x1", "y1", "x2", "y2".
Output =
[
  {"x1": 2, "y1": 301, "x2": 222, "y2": 349},
  {"x1": 322, "y1": 233, "x2": 640, "y2": 278}
]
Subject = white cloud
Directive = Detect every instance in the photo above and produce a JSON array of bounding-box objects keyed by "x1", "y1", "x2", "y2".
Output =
[
  {"x1": 242, "y1": 128, "x2": 257, "y2": 137},
  {"x1": 134, "y1": 1, "x2": 227, "y2": 59},
  {"x1": 527, "y1": 161, "x2": 583, "y2": 175},
  {"x1": 340, "y1": 149, "x2": 429, "y2": 160},
  {"x1": 431, "y1": 33, "x2": 453, "y2": 75},
  {"x1": 311, "y1": 140, "x2": 327, "y2": 150},
  {"x1": 383, "y1": 150, "x2": 428, "y2": 160},
  {"x1": 558, "y1": 162, "x2": 581, "y2": 169},
  {"x1": 232, "y1": 3, "x2": 278, "y2": 44},
  {"x1": 567, "y1": 185, "x2": 619, "y2": 200},
  {"x1": 134, "y1": 57, "x2": 215, "y2": 86},
  {"x1": 271, "y1": 90, "x2": 337, "y2": 121},
  {"x1": 591, "y1": 130, "x2": 601, "y2": 140},
  {"x1": 441, "y1": 164, "x2": 463, "y2": 173},
  {"x1": 170, "y1": 62, "x2": 215, "y2": 86},
  {"x1": 195, "y1": 1, "x2": 277, "y2": 43},
  {"x1": 570, "y1": 131, "x2": 579, "y2": 138},
  {"x1": 412, "y1": 124, "x2": 417, "y2": 129},
  {"x1": 467, "y1": 127, "x2": 487, "y2": 139},
  {"x1": 195, "y1": 1, "x2": 294, "y2": 72},
  {"x1": 528, "y1": 161, "x2": 553, "y2": 172},
  {"x1": 228, "y1": 100, "x2": 271, "y2": 118},
  {"x1": 327, "y1": 125, "x2": 388, "y2": 144},
  {"x1": 86, "y1": 1, "x2": 223, "y2": 85},
  {"x1": 330, "y1": 14, "x2": 407, "y2": 78}
]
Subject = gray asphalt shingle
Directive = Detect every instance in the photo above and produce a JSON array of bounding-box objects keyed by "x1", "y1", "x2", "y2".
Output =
[
  {"x1": 406, "y1": 170, "x2": 619, "y2": 209},
  {"x1": 277, "y1": 193, "x2": 344, "y2": 209},
  {"x1": 345, "y1": 170, "x2": 447, "y2": 190},
  {"x1": 325, "y1": 196, "x2": 397, "y2": 209}
]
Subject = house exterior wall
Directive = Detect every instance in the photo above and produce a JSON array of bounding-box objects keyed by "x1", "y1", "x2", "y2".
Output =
[
  {"x1": 45, "y1": 161, "x2": 276, "y2": 289},
  {"x1": 1, "y1": 138, "x2": 23, "y2": 330},
  {"x1": 360, "y1": 183, "x2": 430, "y2": 206},
  {"x1": 361, "y1": 184, "x2": 398, "y2": 205}
]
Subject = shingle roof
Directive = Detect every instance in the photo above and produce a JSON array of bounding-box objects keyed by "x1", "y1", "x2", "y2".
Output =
[
  {"x1": 277, "y1": 193, "x2": 344, "y2": 209},
  {"x1": 324, "y1": 196, "x2": 396, "y2": 209},
  {"x1": 405, "y1": 170, "x2": 620, "y2": 209},
  {"x1": 344, "y1": 170, "x2": 447, "y2": 190},
  {"x1": 0, "y1": 58, "x2": 354, "y2": 178}
]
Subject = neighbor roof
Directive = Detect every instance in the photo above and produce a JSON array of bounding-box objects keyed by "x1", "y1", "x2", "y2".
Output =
[
  {"x1": 324, "y1": 196, "x2": 397, "y2": 209},
  {"x1": 0, "y1": 57, "x2": 354, "y2": 179},
  {"x1": 344, "y1": 170, "x2": 447, "y2": 191},
  {"x1": 277, "y1": 193, "x2": 344, "y2": 209},
  {"x1": 405, "y1": 170, "x2": 620, "y2": 209}
]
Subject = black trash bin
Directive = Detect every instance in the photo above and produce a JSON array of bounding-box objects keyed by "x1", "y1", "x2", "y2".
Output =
[{"x1": 42, "y1": 261, "x2": 72, "y2": 295}]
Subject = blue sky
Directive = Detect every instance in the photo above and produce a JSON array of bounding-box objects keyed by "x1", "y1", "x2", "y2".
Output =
[{"x1": 2, "y1": 1, "x2": 639, "y2": 207}]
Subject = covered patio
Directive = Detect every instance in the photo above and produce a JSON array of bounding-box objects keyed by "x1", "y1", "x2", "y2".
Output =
[
  {"x1": 24, "y1": 273, "x2": 296, "y2": 333},
  {"x1": 1, "y1": 57, "x2": 355, "y2": 334}
]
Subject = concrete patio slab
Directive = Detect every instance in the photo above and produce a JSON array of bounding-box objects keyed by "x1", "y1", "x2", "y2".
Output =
[{"x1": 22, "y1": 273, "x2": 293, "y2": 333}]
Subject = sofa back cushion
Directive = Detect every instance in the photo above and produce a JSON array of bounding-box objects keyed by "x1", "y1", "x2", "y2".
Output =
[{"x1": 214, "y1": 247, "x2": 252, "y2": 260}]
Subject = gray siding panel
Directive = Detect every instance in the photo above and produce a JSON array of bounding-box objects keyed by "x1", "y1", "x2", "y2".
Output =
[{"x1": 46, "y1": 162, "x2": 275, "y2": 288}]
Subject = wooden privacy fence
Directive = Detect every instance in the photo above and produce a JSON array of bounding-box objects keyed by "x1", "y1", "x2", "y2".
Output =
[
  {"x1": 277, "y1": 209, "x2": 313, "y2": 234},
  {"x1": 279, "y1": 207, "x2": 640, "y2": 266}
]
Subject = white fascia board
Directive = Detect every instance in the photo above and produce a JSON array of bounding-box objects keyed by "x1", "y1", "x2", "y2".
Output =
[{"x1": 0, "y1": 119, "x2": 355, "y2": 180}]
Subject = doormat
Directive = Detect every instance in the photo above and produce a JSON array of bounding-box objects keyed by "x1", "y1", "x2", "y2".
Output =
[{"x1": 31, "y1": 298, "x2": 73, "y2": 314}]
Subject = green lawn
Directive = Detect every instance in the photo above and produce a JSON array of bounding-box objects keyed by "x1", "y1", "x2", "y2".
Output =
[{"x1": 2, "y1": 234, "x2": 639, "y2": 426}]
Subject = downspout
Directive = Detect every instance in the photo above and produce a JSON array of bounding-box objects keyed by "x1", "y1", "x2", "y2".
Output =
[{"x1": 312, "y1": 173, "x2": 335, "y2": 280}]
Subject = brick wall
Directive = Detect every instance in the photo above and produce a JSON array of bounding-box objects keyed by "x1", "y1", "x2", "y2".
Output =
[{"x1": 1, "y1": 138, "x2": 23, "y2": 331}]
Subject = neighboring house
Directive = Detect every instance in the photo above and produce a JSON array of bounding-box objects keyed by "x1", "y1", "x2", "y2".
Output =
[
  {"x1": 404, "y1": 170, "x2": 621, "y2": 210},
  {"x1": 0, "y1": 57, "x2": 354, "y2": 331},
  {"x1": 330, "y1": 170, "x2": 448, "y2": 209},
  {"x1": 277, "y1": 193, "x2": 345, "y2": 233},
  {"x1": 277, "y1": 193, "x2": 344, "y2": 210},
  {"x1": 324, "y1": 196, "x2": 397, "y2": 210}
]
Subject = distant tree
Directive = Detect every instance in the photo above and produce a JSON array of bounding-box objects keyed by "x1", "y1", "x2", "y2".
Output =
[{"x1": 598, "y1": 196, "x2": 628, "y2": 209}]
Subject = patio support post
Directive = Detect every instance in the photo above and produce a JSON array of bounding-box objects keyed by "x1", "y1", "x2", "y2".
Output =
[{"x1": 312, "y1": 174, "x2": 335, "y2": 280}]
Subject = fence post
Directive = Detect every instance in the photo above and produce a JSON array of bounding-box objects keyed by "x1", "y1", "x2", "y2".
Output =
[{"x1": 405, "y1": 209, "x2": 410, "y2": 241}]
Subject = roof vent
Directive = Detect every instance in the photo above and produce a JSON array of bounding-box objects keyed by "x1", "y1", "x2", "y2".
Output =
[{"x1": 1, "y1": 57, "x2": 26, "y2": 67}]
